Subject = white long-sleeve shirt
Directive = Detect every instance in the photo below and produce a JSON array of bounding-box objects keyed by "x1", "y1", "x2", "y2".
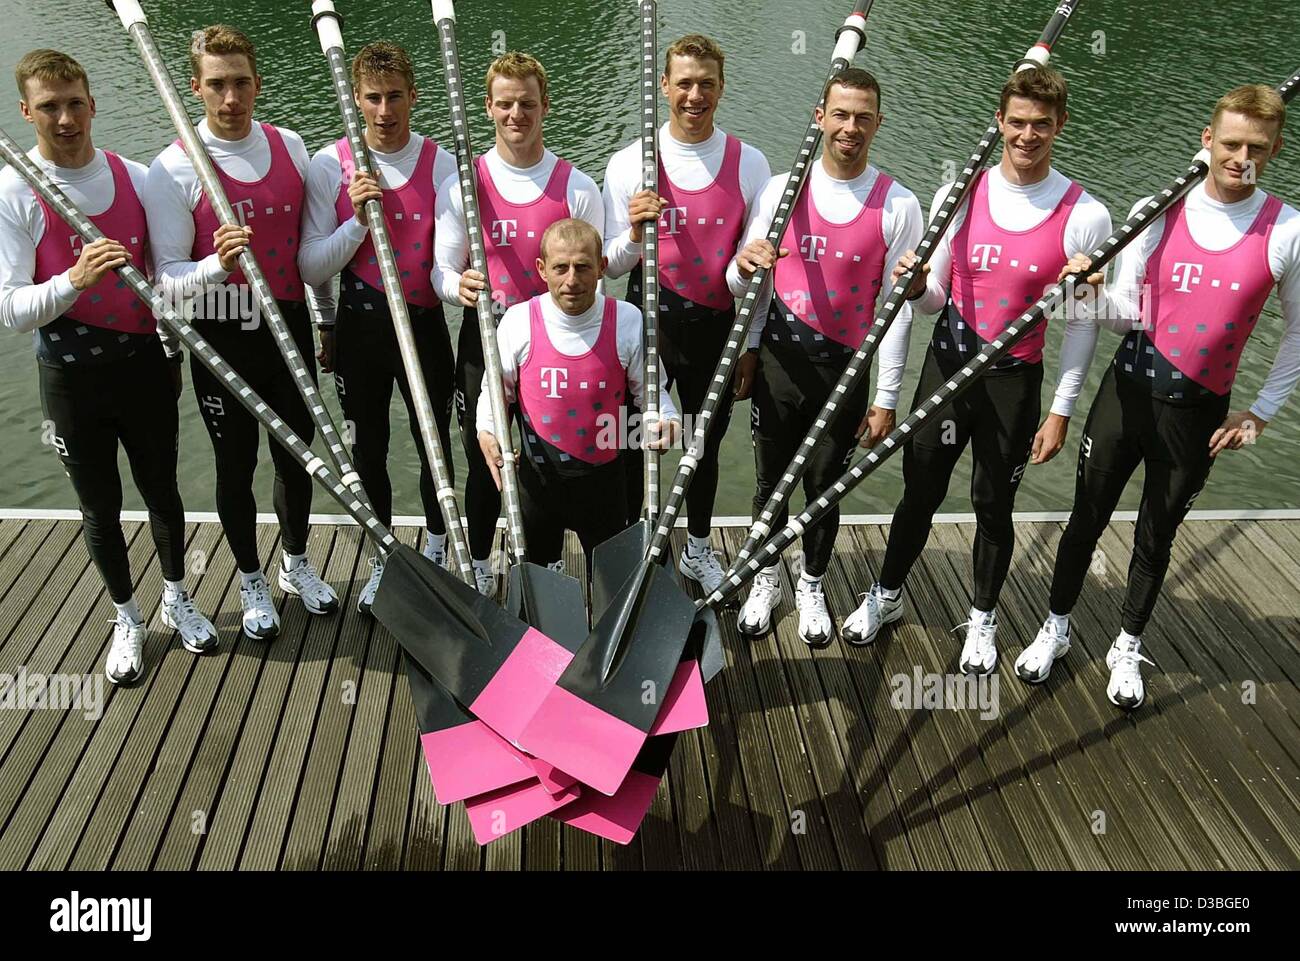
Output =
[
  {"x1": 476, "y1": 293, "x2": 677, "y2": 435},
  {"x1": 602, "y1": 124, "x2": 770, "y2": 279},
  {"x1": 1105, "y1": 181, "x2": 1300, "y2": 423},
  {"x1": 916, "y1": 164, "x2": 1114, "y2": 417},
  {"x1": 433, "y1": 147, "x2": 603, "y2": 306},
  {"x1": 143, "y1": 119, "x2": 311, "y2": 299},
  {"x1": 728, "y1": 162, "x2": 923, "y2": 410}
]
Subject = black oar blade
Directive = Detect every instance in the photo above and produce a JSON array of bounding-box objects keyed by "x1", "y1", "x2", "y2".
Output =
[
  {"x1": 504, "y1": 562, "x2": 589, "y2": 651},
  {"x1": 516, "y1": 562, "x2": 704, "y2": 795},
  {"x1": 690, "y1": 605, "x2": 725, "y2": 683},
  {"x1": 589, "y1": 520, "x2": 652, "y2": 622}
]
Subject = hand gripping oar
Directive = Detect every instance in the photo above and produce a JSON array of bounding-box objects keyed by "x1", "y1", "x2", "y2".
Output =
[
  {"x1": 639, "y1": 0, "x2": 663, "y2": 525},
  {"x1": 704, "y1": 65, "x2": 1300, "y2": 613},
  {"x1": 515, "y1": 1, "x2": 878, "y2": 798},
  {"x1": 0, "y1": 122, "x2": 552, "y2": 806},
  {"x1": 426, "y1": 0, "x2": 587, "y2": 655},
  {"x1": 105, "y1": 0, "x2": 373, "y2": 517},
  {"x1": 721, "y1": 0, "x2": 1084, "y2": 582}
]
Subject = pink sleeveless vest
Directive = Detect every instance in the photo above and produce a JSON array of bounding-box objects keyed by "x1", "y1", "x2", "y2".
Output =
[
  {"x1": 518, "y1": 296, "x2": 626, "y2": 467},
  {"x1": 657, "y1": 134, "x2": 747, "y2": 308},
  {"x1": 772, "y1": 171, "x2": 893, "y2": 349},
  {"x1": 188, "y1": 122, "x2": 305, "y2": 302},
  {"x1": 1141, "y1": 193, "x2": 1282, "y2": 395},
  {"x1": 333, "y1": 135, "x2": 438, "y2": 307},
  {"x1": 477, "y1": 154, "x2": 572, "y2": 310},
  {"x1": 951, "y1": 171, "x2": 1082, "y2": 364},
  {"x1": 33, "y1": 151, "x2": 152, "y2": 333}
]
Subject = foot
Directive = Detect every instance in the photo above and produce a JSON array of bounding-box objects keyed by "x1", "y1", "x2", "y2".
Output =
[
  {"x1": 161, "y1": 590, "x2": 218, "y2": 654},
  {"x1": 357, "y1": 556, "x2": 384, "y2": 616},
  {"x1": 794, "y1": 577, "x2": 833, "y2": 648},
  {"x1": 106, "y1": 614, "x2": 146, "y2": 685},
  {"x1": 547, "y1": 559, "x2": 566, "y2": 575},
  {"x1": 473, "y1": 563, "x2": 497, "y2": 598},
  {"x1": 841, "y1": 583, "x2": 904, "y2": 646},
  {"x1": 958, "y1": 612, "x2": 999, "y2": 676},
  {"x1": 278, "y1": 558, "x2": 339, "y2": 615},
  {"x1": 678, "y1": 542, "x2": 725, "y2": 595},
  {"x1": 1105, "y1": 636, "x2": 1153, "y2": 710},
  {"x1": 737, "y1": 567, "x2": 782, "y2": 637},
  {"x1": 239, "y1": 574, "x2": 280, "y2": 641},
  {"x1": 1015, "y1": 617, "x2": 1071, "y2": 684},
  {"x1": 422, "y1": 537, "x2": 446, "y2": 568}
]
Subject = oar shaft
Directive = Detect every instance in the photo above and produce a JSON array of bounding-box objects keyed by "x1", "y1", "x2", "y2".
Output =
[
  {"x1": 726, "y1": 0, "x2": 1085, "y2": 575},
  {"x1": 646, "y1": 0, "x2": 874, "y2": 563},
  {"x1": 0, "y1": 125, "x2": 398, "y2": 555},
  {"x1": 309, "y1": 0, "x2": 475, "y2": 585},
  {"x1": 639, "y1": 0, "x2": 662, "y2": 523},
  {"x1": 707, "y1": 65, "x2": 1300, "y2": 609}
]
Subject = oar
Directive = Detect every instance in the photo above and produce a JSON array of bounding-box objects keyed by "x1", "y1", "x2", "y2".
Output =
[
  {"x1": 104, "y1": 0, "x2": 377, "y2": 529},
  {"x1": 639, "y1": 0, "x2": 663, "y2": 526},
  {"x1": 721, "y1": 0, "x2": 1085, "y2": 582},
  {"x1": 0, "y1": 122, "x2": 556, "y2": 806},
  {"x1": 427, "y1": 0, "x2": 588, "y2": 650},
  {"x1": 703, "y1": 66, "x2": 1300, "y2": 613},
  {"x1": 513, "y1": 1, "x2": 879, "y2": 798}
]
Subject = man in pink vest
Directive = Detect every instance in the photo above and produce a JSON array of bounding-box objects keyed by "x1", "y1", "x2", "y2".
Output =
[
  {"x1": 300, "y1": 41, "x2": 458, "y2": 615},
  {"x1": 727, "y1": 69, "x2": 922, "y2": 647},
  {"x1": 1020, "y1": 84, "x2": 1300, "y2": 708},
  {"x1": 435, "y1": 52, "x2": 604, "y2": 596},
  {"x1": 144, "y1": 24, "x2": 337, "y2": 643},
  {"x1": 602, "y1": 34, "x2": 771, "y2": 595},
  {"x1": 477, "y1": 219, "x2": 677, "y2": 565},
  {"x1": 841, "y1": 67, "x2": 1113, "y2": 675},
  {"x1": 0, "y1": 50, "x2": 217, "y2": 684}
]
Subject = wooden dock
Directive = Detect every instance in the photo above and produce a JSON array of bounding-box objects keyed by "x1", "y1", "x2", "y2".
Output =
[{"x1": 0, "y1": 512, "x2": 1297, "y2": 870}]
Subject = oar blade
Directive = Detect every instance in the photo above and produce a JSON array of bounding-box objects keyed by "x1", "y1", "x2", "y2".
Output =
[
  {"x1": 464, "y1": 777, "x2": 583, "y2": 846},
  {"x1": 589, "y1": 520, "x2": 653, "y2": 623},
  {"x1": 692, "y1": 604, "x2": 726, "y2": 683},
  {"x1": 550, "y1": 734, "x2": 676, "y2": 845},
  {"x1": 504, "y1": 562, "x2": 589, "y2": 651}
]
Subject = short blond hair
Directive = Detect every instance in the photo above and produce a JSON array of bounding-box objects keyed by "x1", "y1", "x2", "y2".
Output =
[
  {"x1": 190, "y1": 24, "x2": 258, "y2": 80},
  {"x1": 353, "y1": 41, "x2": 415, "y2": 92},
  {"x1": 664, "y1": 34, "x2": 725, "y2": 84},
  {"x1": 540, "y1": 219, "x2": 602, "y2": 262},
  {"x1": 1213, "y1": 84, "x2": 1286, "y2": 135},
  {"x1": 15, "y1": 49, "x2": 89, "y2": 99},
  {"x1": 486, "y1": 51, "x2": 548, "y2": 102}
]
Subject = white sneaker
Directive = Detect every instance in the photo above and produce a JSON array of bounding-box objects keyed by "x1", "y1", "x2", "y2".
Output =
[
  {"x1": 795, "y1": 577, "x2": 833, "y2": 648},
  {"x1": 1105, "y1": 636, "x2": 1154, "y2": 710},
  {"x1": 240, "y1": 574, "x2": 280, "y2": 641},
  {"x1": 474, "y1": 564, "x2": 497, "y2": 598},
  {"x1": 278, "y1": 558, "x2": 339, "y2": 615},
  {"x1": 957, "y1": 612, "x2": 999, "y2": 676},
  {"x1": 422, "y1": 538, "x2": 446, "y2": 567},
  {"x1": 841, "y1": 583, "x2": 904, "y2": 646},
  {"x1": 547, "y1": 559, "x2": 566, "y2": 575},
  {"x1": 738, "y1": 566, "x2": 782, "y2": 637},
  {"x1": 161, "y1": 590, "x2": 218, "y2": 654},
  {"x1": 678, "y1": 543, "x2": 725, "y2": 595},
  {"x1": 357, "y1": 556, "x2": 384, "y2": 616},
  {"x1": 106, "y1": 614, "x2": 146, "y2": 685},
  {"x1": 1015, "y1": 618, "x2": 1071, "y2": 684}
]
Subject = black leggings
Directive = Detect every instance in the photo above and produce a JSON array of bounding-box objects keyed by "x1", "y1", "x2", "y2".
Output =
[
  {"x1": 334, "y1": 299, "x2": 454, "y2": 533},
  {"x1": 1050, "y1": 364, "x2": 1228, "y2": 635},
  {"x1": 750, "y1": 345, "x2": 869, "y2": 578},
  {"x1": 880, "y1": 347, "x2": 1042, "y2": 611},
  {"x1": 518, "y1": 459, "x2": 628, "y2": 565},
  {"x1": 39, "y1": 343, "x2": 186, "y2": 602},
  {"x1": 454, "y1": 308, "x2": 500, "y2": 560},
  {"x1": 190, "y1": 301, "x2": 316, "y2": 573}
]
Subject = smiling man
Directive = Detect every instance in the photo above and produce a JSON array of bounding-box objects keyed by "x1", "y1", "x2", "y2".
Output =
[
  {"x1": 1019, "y1": 84, "x2": 1300, "y2": 708},
  {"x1": 839, "y1": 67, "x2": 1113, "y2": 675},
  {"x1": 144, "y1": 24, "x2": 338, "y2": 642},
  {"x1": 299, "y1": 41, "x2": 458, "y2": 615},
  {"x1": 602, "y1": 34, "x2": 771, "y2": 594},
  {"x1": 434, "y1": 51, "x2": 603, "y2": 596}
]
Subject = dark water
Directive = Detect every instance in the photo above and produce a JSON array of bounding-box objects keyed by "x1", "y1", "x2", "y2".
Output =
[{"x1": 2, "y1": 0, "x2": 1298, "y2": 517}]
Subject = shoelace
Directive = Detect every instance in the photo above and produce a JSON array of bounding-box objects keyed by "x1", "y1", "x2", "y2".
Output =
[
  {"x1": 168, "y1": 593, "x2": 208, "y2": 635},
  {"x1": 1112, "y1": 647, "x2": 1154, "y2": 682},
  {"x1": 795, "y1": 581, "x2": 826, "y2": 610},
  {"x1": 689, "y1": 547, "x2": 724, "y2": 573},
  {"x1": 243, "y1": 579, "x2": 272, "y2": 616},
  {"x1": 366, "y1": 556, "x2": 385, "y2": 582},
  {"x1": 954, "y1": 619, "x2": 997, "y2": 655},
  {"x1": 109, "y1": 617, "x2": 144, "y2": 659},
  {"x1": 289, "y1": 564, "x2": 333, "y2": 603},
  {"x1": 749, "y1": 573, "x2": 779, "y2": 604}
]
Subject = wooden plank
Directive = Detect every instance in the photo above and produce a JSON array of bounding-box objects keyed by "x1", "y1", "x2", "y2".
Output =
[
  {"x1": 0, "y1": 518, "x2": 33, "y2": 573},
  {"x1": 0, "y1": 520, "x2": 83, "y2": 654},
  {"x1": 0, "y1": 520, "x2": 92, "y2": 668},
  {"x1": 404, "y1": 746, "x2": 447, "y2": 871}
]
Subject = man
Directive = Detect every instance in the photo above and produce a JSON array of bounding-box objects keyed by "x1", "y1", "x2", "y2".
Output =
[
  {"x1": 477, "y1": 219, "x2": 677, "y2": 565},
  {"x1": 840, "y1": 67, "x2": 1113, "y2": 675},
  {"x1": 1018, "y1": 84, "x2": 1300, "y2": 708},
  {"x1": 145, "y1": 24, "x2": 337, "y2": 642},
  {"x1": 728, "y1": 69, "x2": 922, "y2": 647},
  {"x1": 602, "y1": 34, "x2": 771, "y2": 594},
  {"x1": 0, "y1": 50, "x2": 217, "y2": 683},
  {"x1": 435, "y1": 51, "x2": 603, "y2": 595},
  {"x1": 300, "y1": 41, "x2": 458, "y2": 615}
]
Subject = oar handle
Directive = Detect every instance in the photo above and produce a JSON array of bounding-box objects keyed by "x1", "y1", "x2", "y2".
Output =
[
  {"x1": 0, "y1": 124, "x2": 398, "y2": 555},
  {"x1": 429, "y1": 0, "x2": 532, "y2": 568},
  {"x1": 725, "y1": 0, "x2": 1086, "y2": 575},
  {"x1": 638, "y1": 0, "x2": 662, "y2": 523},
  {"x1": 646, "y1": 0, "x2": 874, "y2": 563},
  {"x1": 308, "y1": 0, "x2": 476, "y2": 585}
]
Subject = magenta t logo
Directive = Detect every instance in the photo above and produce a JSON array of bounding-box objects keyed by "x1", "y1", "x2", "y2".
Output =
[
  {"x1": 659, "y1": 206, "x2": 688, "y2": 236},
  {"x1": 1171, "y1": 262, "x2": 1204, "y2": 293},
  {"x1": 970, "y1": 243, "x2": 1002, "y2": 272},
  {"x1": 491, "y1": 219, "x2": 518, "y2": 246},
  {"x1": 539, "y1": 366, "x2": 568, "y2": 399},
  {"x1": 801, "y1": 234, "x2": 829, "y2": 263}
]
